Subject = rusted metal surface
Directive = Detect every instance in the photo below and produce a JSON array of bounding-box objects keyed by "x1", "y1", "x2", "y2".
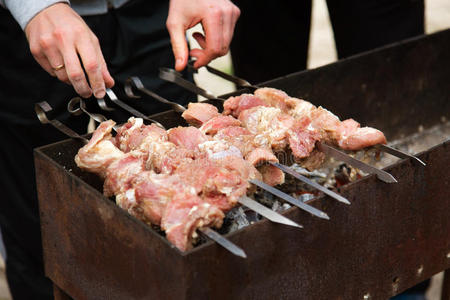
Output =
[
  {"x1": 53, "y1": 284, "x2": 72, "y2": 300},
  {"x1": 35, "y1": 29, "x2": 450, "y2": 299}
]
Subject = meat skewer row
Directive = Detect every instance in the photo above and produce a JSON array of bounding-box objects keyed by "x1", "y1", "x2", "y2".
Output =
[
  {"x1": 99, "y1": 89, "x2": 332, "y2": 216},
  {"x1": 157, "y1": 70, "x2": 402, "y2": 183},
  {"x1": 74, "y1": 116, "x2": 304, "y2": 251},
  {"x1": 191, "y1": 65, "x2": 425, "y2": 166},
  {"x1": 40, "y1": 99, "x2": 249, "y2": 255},
  {"x1": 125, "y1": 77, "x2": 352, "y2": 204}
]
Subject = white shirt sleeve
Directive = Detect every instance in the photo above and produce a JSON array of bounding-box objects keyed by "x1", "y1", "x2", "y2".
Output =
[{"x1": 3, "y1": 0, "x2": 70, "y2": 30}]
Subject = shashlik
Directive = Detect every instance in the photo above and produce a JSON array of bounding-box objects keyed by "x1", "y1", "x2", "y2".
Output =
[{"x1": 75, "y1": 87, "x2": 387, "y2": 251}]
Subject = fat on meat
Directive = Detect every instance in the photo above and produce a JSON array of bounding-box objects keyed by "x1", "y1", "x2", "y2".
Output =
[
  {"x1": 287, "y1": 117, "x2": 321, "y2": 159},
  {"x1": 115, "y1": 117, "x2": 167, "y2": 152},
  {"x1": 75, "y1": 120, "x2": 125, "y2": 177},
  {"x1": 181, "y1": 102, "x2": 220, "y2": 127},
  {"x1": 103, "y1": 153, "x2": 145, "y2": 197},
  {"x1": 239, "y1": 106, "x2": 294, "y2": 150}
]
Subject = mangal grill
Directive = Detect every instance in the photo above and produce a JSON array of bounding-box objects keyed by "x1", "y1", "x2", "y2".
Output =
[{"x1": 34, "y1": 29, "x2": 450, "y2": 299}]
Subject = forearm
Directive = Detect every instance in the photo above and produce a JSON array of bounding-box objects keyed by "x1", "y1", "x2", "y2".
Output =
[{"x1": 2, "y1": 0, "x2": 70, "y2": 30}]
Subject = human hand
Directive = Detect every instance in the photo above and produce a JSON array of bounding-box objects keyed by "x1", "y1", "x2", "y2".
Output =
[
  {"x1": 166, "y1": 0, "x2": 240, "y2": 71},
  {"x1": 25, "y1": 3, "x2": 114, "y2": 98}
]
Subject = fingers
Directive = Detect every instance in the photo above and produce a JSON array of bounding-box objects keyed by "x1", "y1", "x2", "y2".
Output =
[
  {"x1": 166, "y1": 18, "x2": 189, "y2": 71},
  {"x1": 99, "y1": 52, "x2": 115, "y2": 88},
  {"x1": 184, "y1": 1, "x2": 241, "y2": 70},
  {"x1": 25, "y1": 3, "x2": 113, "y2": 98},
  {"x1": 193, "y1": 11, "x2": 225, "y2": 68},
  {"x1": 76, "y1": 35, "x2": 106, "y2": 98}
]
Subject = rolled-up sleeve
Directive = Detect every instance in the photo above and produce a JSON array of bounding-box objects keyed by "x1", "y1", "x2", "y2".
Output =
[{"x1": 2, "y1": 0, "x2": 70, "y2": 30}]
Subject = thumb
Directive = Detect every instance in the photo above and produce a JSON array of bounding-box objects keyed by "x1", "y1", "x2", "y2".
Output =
[{"x1": 167, "y1": 21, "x2": 188, "y2": 71}]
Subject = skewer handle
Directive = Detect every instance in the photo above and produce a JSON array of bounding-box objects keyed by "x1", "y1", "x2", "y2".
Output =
[
  {"x1": 35, "y1": 101, "x2": 88, "y2": 144},
  {"x1": 159, "y1": 67, "x2": 225, "y2": 101}
]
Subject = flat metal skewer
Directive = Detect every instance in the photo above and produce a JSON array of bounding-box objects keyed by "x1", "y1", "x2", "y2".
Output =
[
  {"x1": 317, "y1": 142, "x2": 398, "y2": 183},
  {"x1": 376, "y1": 144, "x2": 426, "y2": 166},
  {"x1": 103, "y1": 89, "x2": 166, "y2": 130},
  {"x1": 159, "y1": 67, "x2": 227, "y2": 101},
  {"x1": 67, "y1": 97, "x2": 119, "y2": 132},
  {"x1": 35, "y1": 101, "x2": 88, "y2": 144},
  {"x1": 270, "y1": 162, "x2": 350, "y2": 205},
  {"x1": 238, "y1": 196, "x2": 302, "y2": 228},
  {"x1": 189, "y1": 62, "x2": 259, "y2": 90},
  {"x1": 197, "y1": 227, "x2": 247, "y2": 258},
  {"x1": 250, "y1": 179, "x2": 329, "y2": 220},
  {"x1": 125, "y1": 77, "x2": 187, "y2": 113}
]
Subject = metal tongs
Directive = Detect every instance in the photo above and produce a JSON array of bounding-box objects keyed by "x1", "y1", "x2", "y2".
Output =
[{"x1": 126, "y1": 76, "x2": 340, "y2": 217}]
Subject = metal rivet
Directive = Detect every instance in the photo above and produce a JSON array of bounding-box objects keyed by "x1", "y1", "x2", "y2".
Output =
[
  {"x1": 447, "y1": 252, "x2": 450, "y2": 259},
  {"x1": 417, "y1": 265, "x2": 424, "y2": 276},
  {"x1": 363, "y1": 293, "x2": 370, "y2": 299}
]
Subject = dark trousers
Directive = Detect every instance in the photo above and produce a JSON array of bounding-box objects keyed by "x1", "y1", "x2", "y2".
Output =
[
  {"x1": 0, "y1": 1, "x2": 192, "y2": 299},
  {"x1": 231, "y1": 0, "x2": 425, "y2": 84}
]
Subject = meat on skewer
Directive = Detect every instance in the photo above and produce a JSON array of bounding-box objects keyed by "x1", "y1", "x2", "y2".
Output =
[
  {"x1": 181, "y1": 87, "x2": 387, "y2": 171},
  {"x1": 75, "y1": 118, "x2": 260, "y2": 251}
]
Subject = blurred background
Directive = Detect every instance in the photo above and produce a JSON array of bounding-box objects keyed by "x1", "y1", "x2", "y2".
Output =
[{"x1": 1, "y1": 0, "x2": 449, "y2": 299}]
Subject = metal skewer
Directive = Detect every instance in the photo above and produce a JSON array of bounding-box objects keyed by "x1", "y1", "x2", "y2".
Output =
[
  {"x1": 102, "y1": 89, "x2": 166, "y2": 130},
  {"x1": 270, "y1": 162, "x2": 350, "y2": 205},
  {"x1": 159, "y1": 67, "x2": 227, "y2": 101},
  {"x1": 125, "y1": 77, "x2": 187, "y2": 113},
  {"x1": 35, "y1": 101, "x2": 88, "y2": 144},
  {"x1": 198, "y1": 63, "x2": 426, "y2": 168},
  {"x1": 376, "y1": 144, "x2": 426, "y2": 166},
  {"x1": 197, "y1": 227, "x2": 247, "y2": 258},
  {"x1": 188, "y1": 61, "x2": 259, "y2": 90},
  {"x1": 67, "y1": 97, "x2": 119, "y2": 132},
  {"x1": 317, "y1": 142, "x2": 398, "y2": 183},
  {"x1": 249, "y1": 179, "x2": 329, "y2": 220},
  {"x1": 238, "y1": 196, "x2": 302, "y2": 227}
]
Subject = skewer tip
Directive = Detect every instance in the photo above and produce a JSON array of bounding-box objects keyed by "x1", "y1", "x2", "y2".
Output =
[
  {"x1": 236, "y1": 250, "x2": 248, "y2": 259},
  {"x1": 320, "y1": 212, "x2": 330, "y2": 220},
  {"x1": 341, "y1": 198, "x2": 352, "y2": 205}
]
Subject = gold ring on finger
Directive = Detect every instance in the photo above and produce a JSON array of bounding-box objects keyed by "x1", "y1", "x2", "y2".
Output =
[{"x1": 53, "y1": 64, "x2": 65, "y2": 71}]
